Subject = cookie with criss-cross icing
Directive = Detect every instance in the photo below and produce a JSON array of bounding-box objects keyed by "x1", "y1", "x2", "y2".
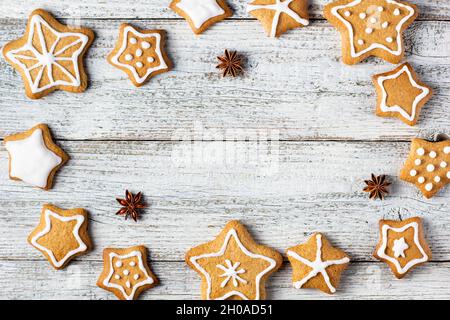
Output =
[
  {"x1": 324, "y1": 0, "x2": 418, "y2": 64},
  {"x1": 2, "y1": 9, "x2": 94, "y2": 99}
]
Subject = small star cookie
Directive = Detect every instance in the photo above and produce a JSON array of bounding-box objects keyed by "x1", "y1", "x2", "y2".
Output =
[
  {"x1": 169, "y1": 0, "x2": 233, "y2": 35},
  {"x1": 4, "y1": 124, "x2": 69, "y2": 190},
  {"x1": 373, "y1": 63, "x2": 432, "y2": 126},
  {"x1": 28, "y1": 204, "x2": 91, "y2": 270},
  {"x1": 185, "y1": 220, "x2": 283, "y2": 300},
  {"x1": 286, "y1": 233, "x2": 350, "y2": 294},
  {"x1": 1, "y1": 9, "x2": 94, "y2": 99},
  {"x1": 400, "y1": 138, "x2": 450, "y2": 198},
  {"x1": 108, "y1": 24, "x2": 172, "y2": 87},
  {"x1": 246, "y1": 0, "x2": 309, "y2": 38},
  {"x1": 324, "y1": 0, "x2": 418, "y2": 64},
  {"x1": 374, "y1": 217, "x2": 431, "y2": 279},
  {"x1": 97, "y1": 245, "x2": 158, "y2": 300}
]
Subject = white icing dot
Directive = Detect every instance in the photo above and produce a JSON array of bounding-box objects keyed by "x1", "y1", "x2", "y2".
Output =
[
  {"x1": 135, "y1": 49, "x2": 143, "y2": 57},
  {"x1": 409, "y1": 169, "x2": 417, "y2": 177},
  {"x1": 382, "y1": 22, "x2": 389, "y2": 29},
  {"x1": 115, "y1": 261, "x2": 123, "y2": 268},
  {"x1": 125, "y1": 54, "x2": 133, "y2": 61},
  {"x1": 133, "y1": 274, "x2": 139, "y2": 280},
  {"x1": 394, "y1": 8, "x2": 400, "y2": 16},
  {"x1": 416, "y1": 148, "x2": 425, "y2": 156},
  {"x1": 378, "y1": 6, "x2": 384, "y2": 12},
  {"x1": 344, "y1": 11, "x2": 351, "y2": 17},
  {"x1": 386, "y1": 37, "x2": 393, "y2": 43},
  {"x1": 418, "y1": 177, "x2": 425, "y2": 184},
  {"x1": 434, "y1": 176, "x2": 441, "y2": 183},
  {"x1": 126, "y1": 281, "x2": 131, "y2": 288},
  {"x1": 114, "y1": 274, "x2": 120, "y2": 280},
  {"x1": 441, "y1": 161, "x2": 447, "y2": 168},
  {"x1": 141, "y1": 41, "x2": 151, "y2": 49},
  {"x1": 444, "y1": 146, "x2": 450, "y2": 154},
  {"x1": 358, "y1": 39, "x2": 364, "y2": 45},
  {"x1": 447, "y1": 171, "x2": 450, "y2": 179},
  {"x1": 365, "y1": 28, "x2": 373, "y2": 34},
  {"x1": 415, "y1": 159, "x2": 422, "y2": 166},
  {"x1": 147, "y1": 57, "x2": 155, "y2": 63},
  {"x1": 359, "y1": 13, "x2": 367, "y2": 19},
  {"x1": 429, "y1": 151, "x2": 437, "y2": 158},
  {"x1": 370, "y1": 17, "x2": 377, "y2": 23},
  {"x1": 129, "y1": 261, "x2": 136, "y2": 267},
  {"x1": 123, "y1": 269, "x2": 130, "y2": 276},
  {"x1": 425, "y1": 183, "x2": 433, "y2": 191},
  {"x1": 427, "y1": 164, "x2": 435, "y2": 172},
  {"x1": 136, "y1": 62, "x2": 143, "y2": 68},
  {"x1": 130, "y1": 37, "x2": 137, "y2": 44}
]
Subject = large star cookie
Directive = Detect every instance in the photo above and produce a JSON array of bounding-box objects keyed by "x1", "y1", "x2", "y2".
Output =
[
  {"x1": 97, "y1": 245, "x2": 158, "y2": 300},
  {"x1": 247, "y1": 0, "x2": 309, "y2": 37},
  {"x1": 399, "y1": 138, "x2": 450, "y2": 198},
  {"x1": 108, "y1": 24, "x2": 172, "y2": 87},
  {"x1": 4, "y1": 124, "x2": 69, "y2": 190},
  {"x1": 286, "y1": 233, "x2": 350, "y2": 294},
  {"x1": 373, "y1": 63, "x2": 432, "y2": 126},
  {"x1": 185, "y1": 220, "x2": 282, "y2": 300},
  {"x1": 2, "y1": 9, "x2": 94, "y2": 99},
  {"x1": 169, "y1": 0, "x2": 233, "y2": 34},
  {"x1": 28, "y1": 204, "x2": 91, "y2": 270},
  {"x1": 324, "y1": 0, "x2": 418, "y2": 64},
  {"x1": 374, "y1": 217, "x2": 431, "y2": 278}
]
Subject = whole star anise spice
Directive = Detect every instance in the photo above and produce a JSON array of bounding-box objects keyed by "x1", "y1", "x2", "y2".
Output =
[
  {"x1": 116, "y1": 190, "x2": 146, "y2": 222},
  {"x1": 216, "y1": 49, "x2": 244, "y2": 77},
  {"x1": 363, "y1": 174, "x2": 391, "y2": 200}
]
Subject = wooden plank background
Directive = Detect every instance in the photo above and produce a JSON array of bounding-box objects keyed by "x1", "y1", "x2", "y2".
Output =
[{"x1": 0, "y1": 0, "x2": 449, "y2": 299}]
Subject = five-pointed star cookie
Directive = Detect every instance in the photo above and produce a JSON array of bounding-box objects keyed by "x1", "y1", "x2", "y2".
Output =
[
  {"x1": 186, "y1": 220, "x2": 283, "y2": 300},
  {"x1": 286, "y1": 233, "x2": 350, "y2": 294},
  {"x1": 4, "y1": 124, "x2": 69, "y2": 190},
  {"x1": 1, "y1": 9, "x2": 94, "y2": 99},
  {"x1": 169, "y1": 0, "x2": 233, "y2": 35},
  {"x1": 374, "y1": 217, "x2": 431, "y2": 279},
  {"x1": 28, "y1": 204, "x2": 91, "y2": 270},
  {"x1": 108, "y1": 24, "x2": 172, "y2": 87},
  {"x1": 247, "y1": 0, "x2": 309, "y2": 37},
  {"x1": 373, "y1": 63, "x2": 432, "y2": 126},
  {"x1": 324, "y1": 0, "x2": 418, "y2": 64},
  {"x1": 97, "y1": 245, "x2": 158, "y2": 300},
  {"x1": 400, "y1": 138, "x2": 450, "y2": 198}
]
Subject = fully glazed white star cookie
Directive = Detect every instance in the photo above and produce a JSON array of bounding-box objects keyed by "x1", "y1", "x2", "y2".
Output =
[
  {"x1": 1, "y1": 9, "x2": 94, "y2": 99},
  {"x1": 28, "y1": 204, "x2": 91, "y2": 270},
  {"x1": 4, "y1": 124, "x2": 69, "y2": 190},
  {"x1": 108, "y1": 24, "x2": 172, "y2": 87},
  {"x1": 97, "y1": 245, "x2": 158, "y2": 300},
  {"x1": 324, "y1": 0, "x2": 418, "y2": 64}
]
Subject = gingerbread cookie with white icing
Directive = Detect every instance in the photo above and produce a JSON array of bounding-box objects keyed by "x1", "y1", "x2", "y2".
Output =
[
  {"x1": 28, "y1": 204, "x2": 91, "y2": 270},
  {"x1": 108, "y1": 24, "x2": 172, "y2": 87},
  {"x1": 1, "y1": 9, "x2": 94, "y2": 99},
  {"x1": 286, "y1": 233, "x2": 350, "y2": 294},
  {"x1": 97, "y1": 245, "x2": 158, "y2": 300},
  {"x1": 247, "y1": 0, "x2": 309, "y2": 38},
  {"x1": 323, "y1": 0, "x2": 418, "y2": 65},
  {"x1": 374, "y1": 217, "x2": 431, "y2": 279},
  {"x1": 400, "y1": 138, "x2": 450, "y2": 198},
  {"x1": 4, "y1": 124, "x2": 69, "y2": 190},
  {"x1": 373, "y1": 63, "x2": 432, "y2": 126},
  {"x1": 185, "y1": 220, "x2": 283, "y2": 300},
  {"x1": 169, "y1": 0, "x2": 233, "y2": 35}
]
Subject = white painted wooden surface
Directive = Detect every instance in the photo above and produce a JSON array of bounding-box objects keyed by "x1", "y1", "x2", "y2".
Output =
[{"x1": 0, "y1": 1, "x2": 449, "y2": 300}]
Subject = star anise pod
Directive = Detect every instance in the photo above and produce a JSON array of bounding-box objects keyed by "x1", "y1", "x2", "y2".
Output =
[
  {"x1": 216, "y1": 49, "x2": 244, "y2": 77},
  {"x1": 116, "y1": 190, "x2": 146, "y2": 222},
  {"x1": 363, "y1": 174, "x2": 391, "y2": 200}
]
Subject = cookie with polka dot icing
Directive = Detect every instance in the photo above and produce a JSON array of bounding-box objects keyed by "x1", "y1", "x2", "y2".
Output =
[
  {"x1": 108, "y1": 24, "x2": 172, "y2": 87},
  {"x1": 323, "y1": 0, "x2": 418, "y2": 65},
  {"x1": 399, "y1": 138, "x2": 450, "y2": 198},
  {"x1": 373, "y1": 217, "x2": 431, "y2": 279},
  {"x1": 97, "y1": 245, "x2": 158, "y2": 300}
]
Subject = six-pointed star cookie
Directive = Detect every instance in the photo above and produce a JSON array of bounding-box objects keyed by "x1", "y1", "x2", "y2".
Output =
[
  {"x1": 373, "y1": 63, "x2": 432, "y2": 126},
  {"x1": 4, "y1": 124, "x2": 69, "y2": 190},
  {"x1": 247, "y1": 0, "x2": 309, "y2": 37},
  {"x1": 374, "y1": 217, "x2": 431, "y2": 279},
  {"x1": 97, "y1": 245, "x2": 158, "y2": 300},
  {"x1": 1, "y1": 9, "x2": 94, "y2": 99},
  {"x1": 108, "y1": 24, "x2": 172, "y2": 87},
  {"x1": 400, "y1": 138, "x2": 450, "y2": 198},
  {"x1": 28, "y1": 204, "x2": 91, "y2": 270},
  {"x1": 324, "y1": 0, "x2": 418, "y2": 64},
  {"x1": 186, "y1": 220, "x2": 283, "y2": 300},
  {"x1": 169, "y1": 0, "x2": 233, "y2": 34},
  {"x1": 286, "y1": 233, "x2": 350, "y2": 294}
]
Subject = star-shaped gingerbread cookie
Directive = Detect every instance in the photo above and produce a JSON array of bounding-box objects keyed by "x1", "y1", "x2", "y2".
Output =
[
  {"x1": 2, "y1": 9, "x2": 94, "y2": 99},
  {"x1": 286, "y1": 233, "x2": 350, "y2": 294},
  {"x1": 169, "y1": 0, "x2": 233, "y2": 35},
  {"x1": 373, "y1": 217, "x2": 431, "y2": 278},
  {"x1": 246, "y1": 0, "x2": 309, "y2": 38},
  {"x1": 28, "y1": 204, "x2": 91, "y2": 270},
  {"x1": 324, "y1": 0, "x2": 418, "y2": 64},
  {"x1": 373, "y1": 63, "x2": 432, "y2": 126},
  {"x1": 108, "y1": 24, "x2": 172, "y2": 87},
  {"x1": 400, "y1": 138, "x2": 450, "y2": 198},
  {"x1": 4, "y1": 124, "x2": 69, "y2": 190},
  {"x1": 97, "y1": 245, "x2": 158, "y2": 300},
  {"x1": 186, "y1": 220, "x2": 282, "y2": 300}
]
